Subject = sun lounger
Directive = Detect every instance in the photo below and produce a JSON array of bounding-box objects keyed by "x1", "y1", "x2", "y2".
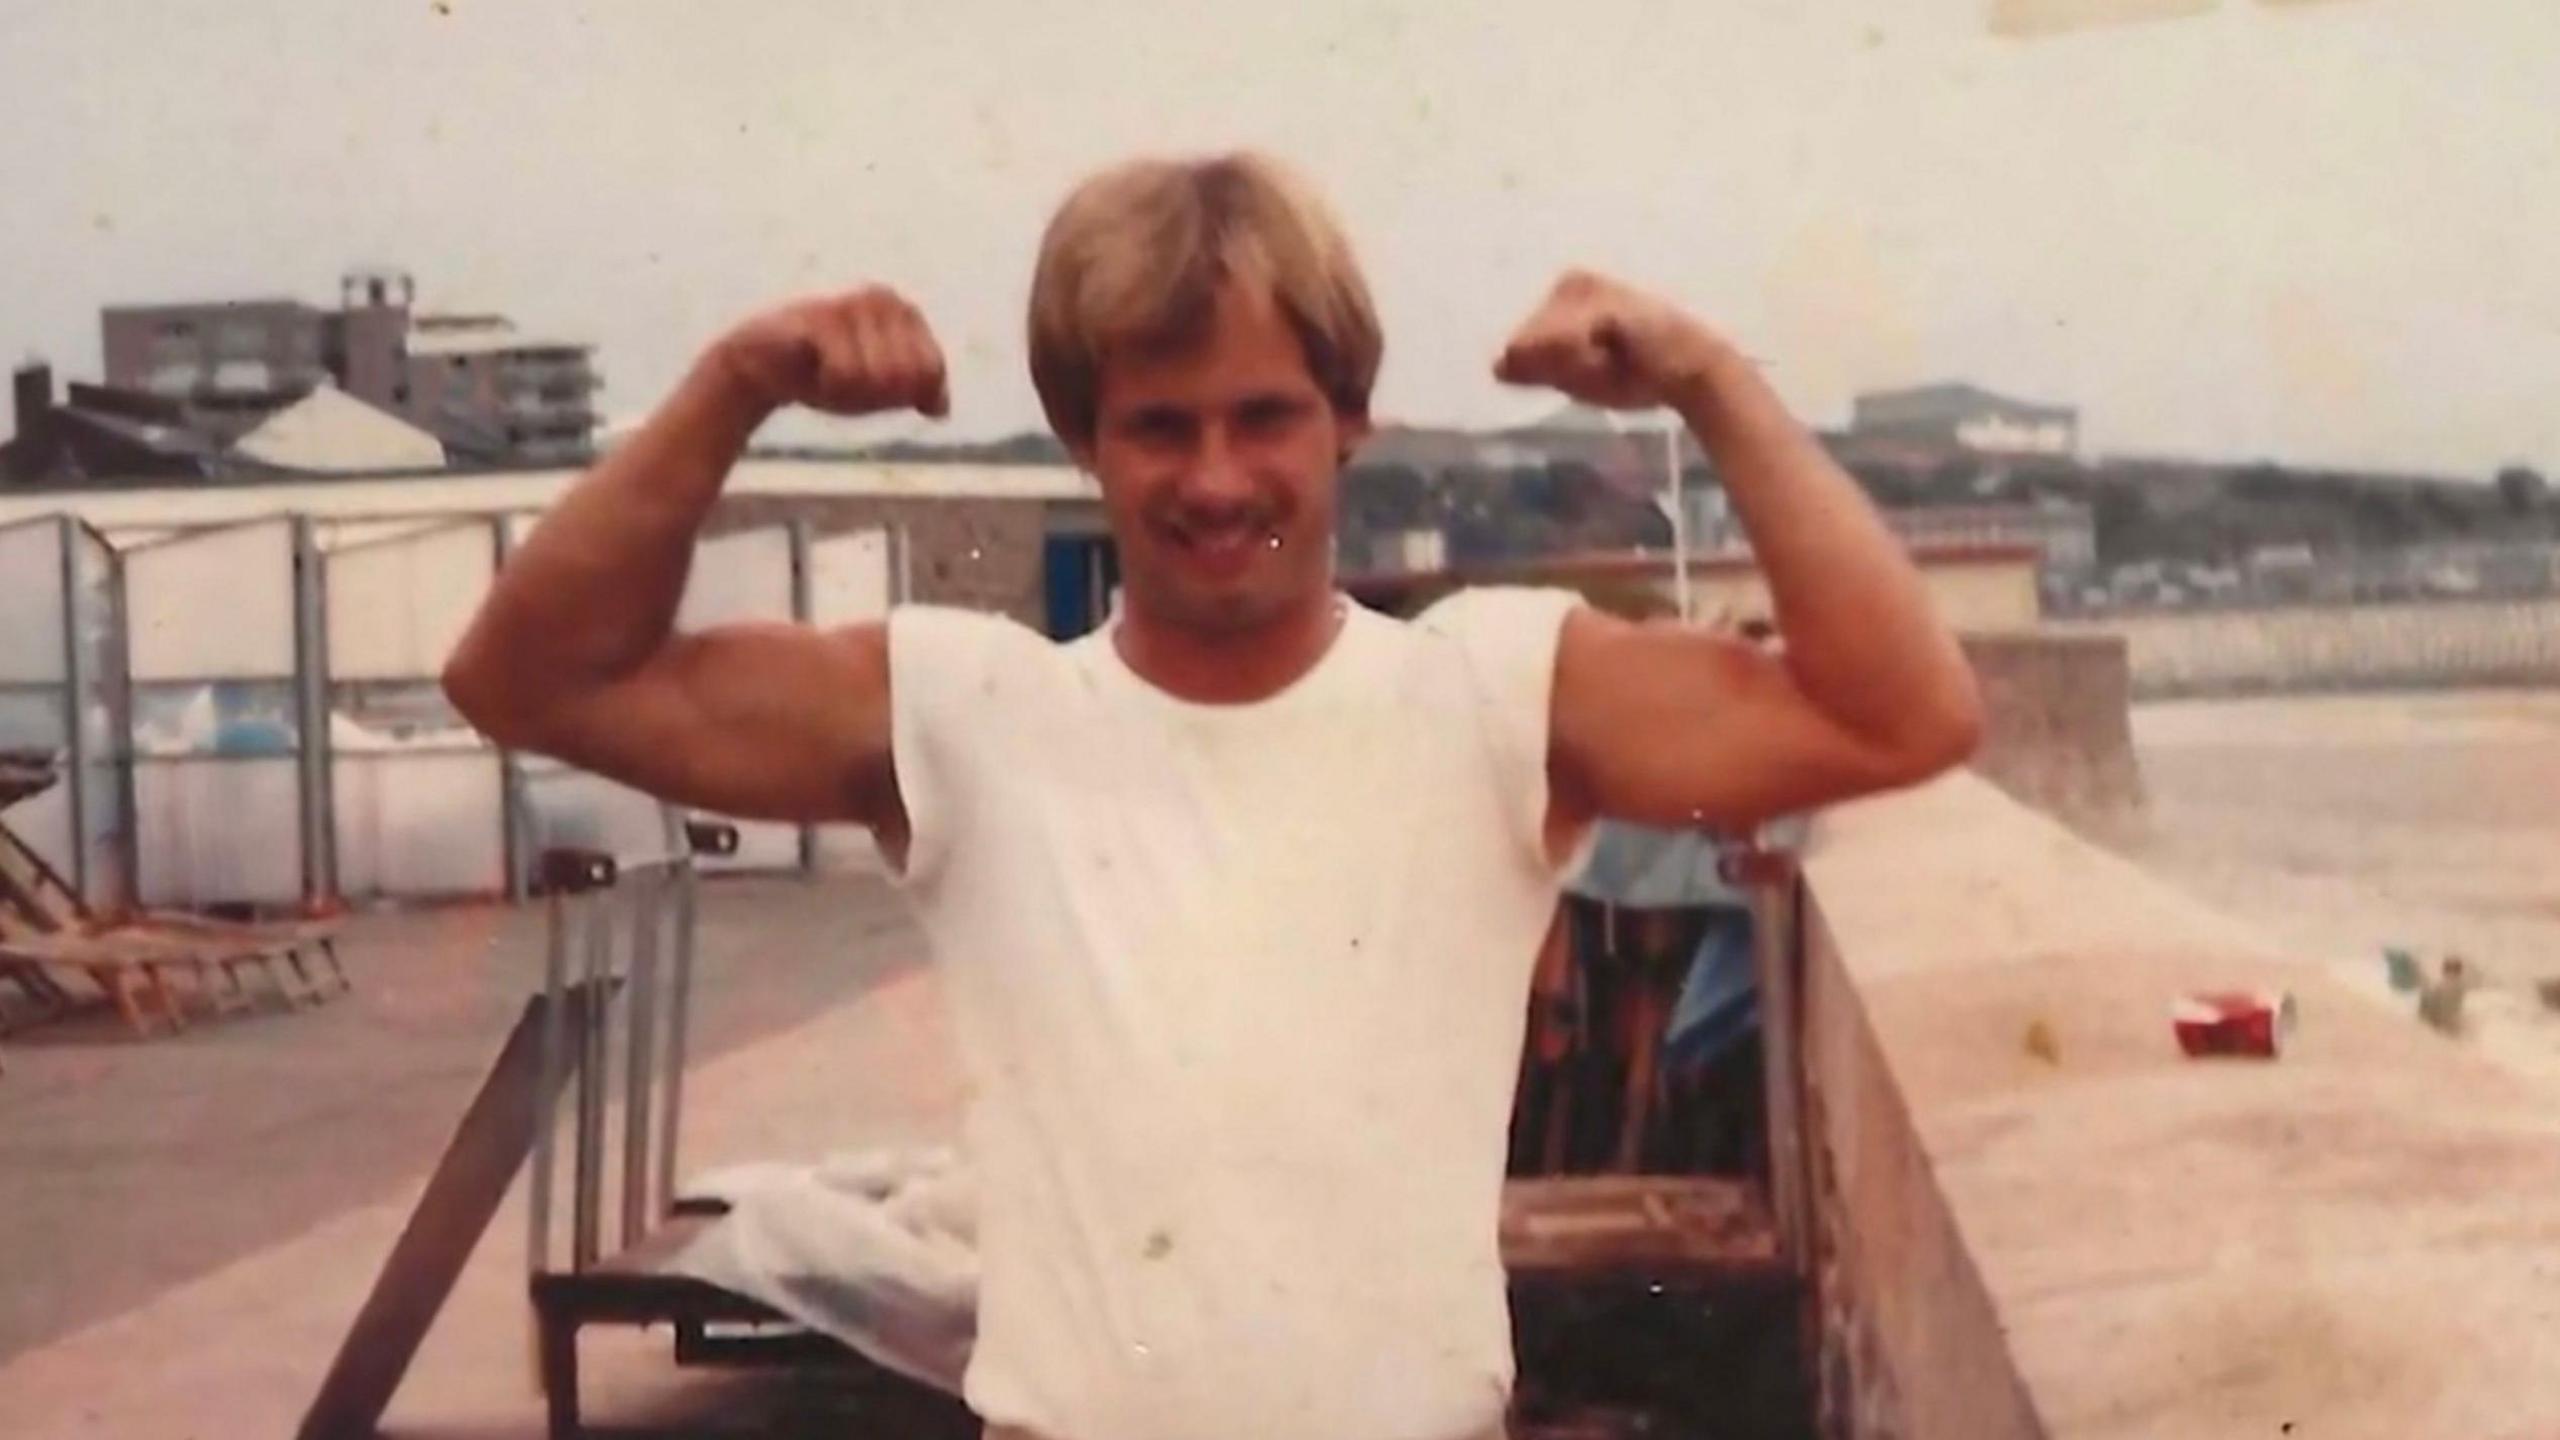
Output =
[
  {"x1": 0, "y1": 813, "x2": 350, "y2": 1036},
  {"x1": 0, "y1": 930, "x2": 194, "y2": 1035}
]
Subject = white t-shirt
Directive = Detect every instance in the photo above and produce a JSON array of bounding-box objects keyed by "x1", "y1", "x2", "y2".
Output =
[{"x1": 886, "y1": 587, "x2": 1585, "y2": 1440}]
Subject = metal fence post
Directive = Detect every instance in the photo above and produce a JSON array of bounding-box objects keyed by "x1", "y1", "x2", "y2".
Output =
[
  {"x1": 528, "y1": 846, "x2": 616, "y2": 1278},
  {"x1": 573, "y1": 871, "x2": 614, "y2": 1271},
  {"x1": 104, "y1": 538, "x2": 136, "y2": 913},
  {"x1": 291, "y1": 516, "x2": 338, "y2": 905},
  {"x1": 56, "y1": 516, "x2": 90, "y2": 901},
  {"x1": 528, "y1": 879, "x2": 572, "y2": 1276},
  {"x1": 523, "y1": 819, "x2": 729, "y2": 1276},
  {"x1": 490, "y1": 515, "x2": 530, "y2": 904},
  {"x1": 787, "y1": 520, "x2": 819, "y2": 875},
  {"x1": 620, "y1": 866, "x2": 663, "y2": 1250},
  {"x1": 654, "y1": 814, "x2": 734, "y2": 1219}
]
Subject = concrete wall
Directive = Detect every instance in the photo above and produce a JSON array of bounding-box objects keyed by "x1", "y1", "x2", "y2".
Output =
[
  {"x1": 2060, "y1": 597, "x2": 2560, "y2": 699},
  {"x1": 708, "y1": 492, "x2": 1077, "y2": 630},
  {"x1": 1958, "y1": 630, "x2": 2146, "y2": 824},
  {"x1": 1689, "y1": 553, "x2": 2042, "y2": 632},
  {"x1": 1796, "y1": 774, "x2": 2560, "y2": 1438}
]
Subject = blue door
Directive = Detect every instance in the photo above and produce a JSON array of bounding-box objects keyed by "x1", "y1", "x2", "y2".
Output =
[{"x1": 1042, "y1": 535, "x2": 1120, "y2": 639}]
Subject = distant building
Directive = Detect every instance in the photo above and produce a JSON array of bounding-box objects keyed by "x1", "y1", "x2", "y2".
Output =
[
  {"x1": 0, "y1": 364, "x2": 219, "y2": 482},
  {"x1": 397, "y1": 309, "x2": 600, "y2": 462},
  {"x1": 1347, "y1": 542, "x2": 2046, "y2": 633},
  {"x1": 229, "y1": 383, "x2": 448, "y2": 473},
  {"x1": 1885, "y1": 501, "x2": 2097, "y2": 580},
  {"x1": 2381, "y1": 541, "x2": 2560, "y2": 602},
  {"x1": 2243, "y1": 544, "x2": 2324, "y2": 604},
  {"x1": 1341, "y1": 526, "x2": 1448, "y2": 576},
  {"x1": 3, "y1": 361, "x2": 447, "y2": 485},
  {"x1": 96, "y1": 267, "x2": 599, "y2": 464},
  {"x1": 1850, "y1": 383, "x2": 2078, "y2": 458},
  {"x1": 97, "y1": 296, "x2": 332, "y2": 443}
]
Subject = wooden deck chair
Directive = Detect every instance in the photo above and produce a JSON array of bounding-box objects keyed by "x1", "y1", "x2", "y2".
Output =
[
  {"x1": 1, "y1": 942, "x2": 78, "y2": 1030},
  {"x1": 123, "y1": 913, "x2": 349, "y2": 1007},
  {"x1": 0, "y1": 926, "x2": 190, "y2": 1037},
  {"x1": 0, "y1": 812, "x2": 349, "y2": 1033}
]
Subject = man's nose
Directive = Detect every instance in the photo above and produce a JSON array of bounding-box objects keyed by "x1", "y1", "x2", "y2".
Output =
[{"x1": 1177, "y1": 427, "x2": 1256, "y2": 510}]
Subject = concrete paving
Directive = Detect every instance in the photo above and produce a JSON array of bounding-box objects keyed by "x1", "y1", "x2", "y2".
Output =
[
  {"x1": 0, "y1": 950, "x2": 965, "y2": 1438},
  {"x1": 0, "y1": 868, "x2": 967, "y2": 1438},
  {"x1": 0, "y1": 873, "x2": 931, "y2": 1367}
]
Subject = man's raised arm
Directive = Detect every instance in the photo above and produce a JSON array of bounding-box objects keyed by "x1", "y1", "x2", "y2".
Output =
[
  {"x1": 1494, "y1": 270, "x2": 1983, "y2": 837},
  {"x1": 441, "y1": 287, "x2": 948, "y2": 833}
]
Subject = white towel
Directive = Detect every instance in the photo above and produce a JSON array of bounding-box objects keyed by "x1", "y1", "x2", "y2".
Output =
[{"x1": 668, "y1": 1144, "x2": 980, "y2": 1395}]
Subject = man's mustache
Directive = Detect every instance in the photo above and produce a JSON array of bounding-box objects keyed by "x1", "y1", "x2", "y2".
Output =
[{"x1": 1158, "y1": 506, "x2": 1282, "y2": 535}]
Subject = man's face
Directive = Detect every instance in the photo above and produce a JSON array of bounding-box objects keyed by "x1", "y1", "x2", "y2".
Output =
[{"x1": 1078, "y1": 281, "x2": 1367, "y2": 638}]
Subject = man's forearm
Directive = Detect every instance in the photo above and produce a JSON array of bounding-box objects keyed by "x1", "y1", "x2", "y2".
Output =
[
  {"x1": 444, "y1": 351, "x2": 771, "y2": 734},
  {"x1": 1666, "y1": 343, "x2": 1979, "y2": 754}
]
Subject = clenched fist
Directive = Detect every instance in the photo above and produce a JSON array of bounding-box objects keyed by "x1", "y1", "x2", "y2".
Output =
[
  {"x1": 1493, "y1": 269, "x2": 1729, "y2": 412},
  {"x1": 713, "y1": 286, "x2": 950, "y2": 419}
]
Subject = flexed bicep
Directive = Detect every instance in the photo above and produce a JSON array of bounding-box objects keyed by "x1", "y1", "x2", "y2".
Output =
[
  {"x1": 1549, "y1": 608, "x2": 1971, "y2": 834},
  {"x1": 506, "y1": 621, "x2": 902, "y2": 831},
  {"x1": 438, "y1": 285, "x2": 947, "y2": 840}
]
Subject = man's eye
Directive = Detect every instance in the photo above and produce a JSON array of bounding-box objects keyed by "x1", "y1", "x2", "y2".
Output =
[{"x1": 1238, "y1": 402, "x2": 1304, "y2": 434}]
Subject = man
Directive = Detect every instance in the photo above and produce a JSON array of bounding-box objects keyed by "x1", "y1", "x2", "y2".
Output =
[{"x1": 444, "y1": 151, "x2": 1980, "y2": 1440}]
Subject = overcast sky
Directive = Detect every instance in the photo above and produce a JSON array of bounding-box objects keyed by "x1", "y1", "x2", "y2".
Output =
[{"x1": 3, "y1": 0, "x2": 2553, "y2": 476}]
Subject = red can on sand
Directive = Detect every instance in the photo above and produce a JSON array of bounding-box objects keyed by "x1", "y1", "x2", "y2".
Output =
[{"x1": 2173, "y1": 990, "x2": 2294, "y2": 1059}]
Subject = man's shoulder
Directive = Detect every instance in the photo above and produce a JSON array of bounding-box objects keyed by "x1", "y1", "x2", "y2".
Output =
[
  {"x1": 887, "y1": 602, "x2": 1053, "y2": 649},
  {"x1": 1393, "y1": 585, "x2": 1586, "y2": 729},
  {"x1": 885, "y1": 604, "x2": 1069, "y2": 695},
  {"x1": 1411, "y1": 584, "x2": 1587, "y2": 647}
]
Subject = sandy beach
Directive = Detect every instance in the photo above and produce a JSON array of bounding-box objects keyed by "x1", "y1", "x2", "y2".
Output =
[{"x1": 2124, "y1": 688, "x2": 2560, "y2": 1089}]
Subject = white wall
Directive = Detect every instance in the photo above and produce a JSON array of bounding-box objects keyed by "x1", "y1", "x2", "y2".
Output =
[
  {"x1": 516, "y1": 761, "x2": 682, "y2": 866},
  {"x1": 808, "y1": 527, "x2": 892, "y2": 625},
  {"x1": 0, "y1": 521, "x2": 65, "y2": 684},
  {"x1": 120, "y1": 523, "x2": 304, "y2": 906},
  {"x1": 676, "y1": 527, "x2": 796, "y2": 632},
  {"x1": 333, "y1": 752, "x2": 506, "y2": 896},
  {"x1": 126, "y1": 521, "x2": 296, "y2": 681},
  {"x1": 136, "y1": 759, "x2": 302, "y2": 906},
  {"x1": 2062, "y1": 597, "x2": 2560, "y2": 697},
  {"x1": 327, "y1": 521, "x2": 496, "y2": 682}
]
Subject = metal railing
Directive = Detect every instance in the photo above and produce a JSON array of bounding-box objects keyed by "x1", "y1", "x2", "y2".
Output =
[{"x1": 526, "y1": 809, "x2": 739, "y2": 1277}]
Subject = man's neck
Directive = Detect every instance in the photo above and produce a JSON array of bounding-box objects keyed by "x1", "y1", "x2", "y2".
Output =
[{"x1": 1110, "y1": 592, "x2": 1349, "y2": 705}]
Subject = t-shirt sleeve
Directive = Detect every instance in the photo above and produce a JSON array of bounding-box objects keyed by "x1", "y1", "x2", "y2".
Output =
[
  {"x1": 883, "y1": 604, "x2": 1004, "y2": 891},
  {"x1": 1415, "y1": 585, "x2": 1588, "y2": 876}
]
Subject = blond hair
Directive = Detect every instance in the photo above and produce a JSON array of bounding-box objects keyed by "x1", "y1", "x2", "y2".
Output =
[{"x1": 1027, "y1": 151, "x2": 1383, "y2": 447}]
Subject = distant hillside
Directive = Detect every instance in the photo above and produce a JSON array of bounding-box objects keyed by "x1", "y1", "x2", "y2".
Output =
[
  {"x1": 851, "y1": 428, "x2": 2553, "y2": 569},
  {"x1": 855, "y1": 431, "x2": 1071, "y2": 465},
  {"x1": 1842, "y1": 454, "x2": 2553, "y2": 566}
]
